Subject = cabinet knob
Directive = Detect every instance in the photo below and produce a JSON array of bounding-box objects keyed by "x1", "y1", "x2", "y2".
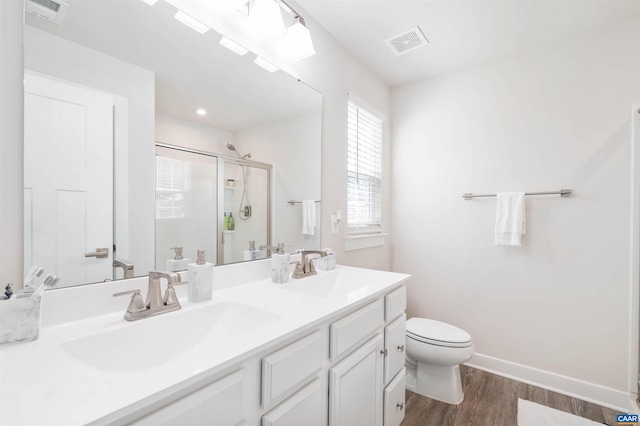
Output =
[
  {"x1": 397, "y1": 402, "x2": 404, "y2": 410},
  {"x1": 397, "y1": 344, "x2": 405, "y2": 352}
]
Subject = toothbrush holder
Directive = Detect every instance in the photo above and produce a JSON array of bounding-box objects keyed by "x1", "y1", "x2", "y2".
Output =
[{"x1": 0, "y1": 295, "x2": 42, "y2": 345}]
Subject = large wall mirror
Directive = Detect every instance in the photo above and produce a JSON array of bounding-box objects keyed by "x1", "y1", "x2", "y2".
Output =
[{"x1": 23, "y1": 0, "x2": 322, "y2": 289}]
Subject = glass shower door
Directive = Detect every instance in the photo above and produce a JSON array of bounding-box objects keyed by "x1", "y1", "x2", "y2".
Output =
[{"x1": 155, "y1": 146, "x2": 218, "y2": 269}]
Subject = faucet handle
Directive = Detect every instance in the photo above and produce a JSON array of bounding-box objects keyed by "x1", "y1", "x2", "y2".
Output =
[
  {"x1": 113, "y1": 289, "x2": 146, "y2": 313},
  {"x1": 163, "y1": 284, "x2": 180, "y2": 306}
]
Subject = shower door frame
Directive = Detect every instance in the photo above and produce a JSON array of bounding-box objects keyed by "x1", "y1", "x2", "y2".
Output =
[{"x1": 217, "y1": 156, "x2": 272, "y2": 265}]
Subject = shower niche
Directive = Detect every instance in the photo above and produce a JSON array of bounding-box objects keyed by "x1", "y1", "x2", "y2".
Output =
[{"x1": 155, "y1": 145, "x2": 271, "y2": 268}]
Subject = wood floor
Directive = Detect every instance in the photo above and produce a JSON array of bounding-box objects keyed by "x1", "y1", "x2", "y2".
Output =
[{"x1": 401, "y1": 365, "x2": 620, "y2": 426}]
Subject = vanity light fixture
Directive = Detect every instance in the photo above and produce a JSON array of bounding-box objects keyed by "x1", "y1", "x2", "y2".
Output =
[
  {"x1": 250, "y1": 0, "x2": 285, "y2": 37},
  {"x1": 174, "y1": 10, "x2": 210, "y2": 34},
  {"x1": 140, "y1": 0, "x2": 158, "y2": 5},
  {"x1": 220, "y1": 37, "x2": 249, "y2": 56},
  {"x1": 284, "y1": 16, "x2": 315, "y2": 61},
  {"x1": 254, "y1": 56, "x2": 279, "y2": 73},
  {"x1": 195, "y1": 108, "x2": 207, "y2": 116}
]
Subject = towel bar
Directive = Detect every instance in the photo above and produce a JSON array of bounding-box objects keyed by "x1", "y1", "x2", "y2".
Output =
[{"x1": 462, "y1": 189, "x2": 572, "y2": 200}]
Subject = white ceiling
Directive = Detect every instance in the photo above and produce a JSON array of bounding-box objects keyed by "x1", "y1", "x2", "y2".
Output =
[{"x1": 296, "y1": 0, "x2": 640, "y2": 87}]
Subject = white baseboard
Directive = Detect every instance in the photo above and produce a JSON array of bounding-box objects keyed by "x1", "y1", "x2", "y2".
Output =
[{"x1": 466, "y1": 353, "x2": 630, "y2": 412}]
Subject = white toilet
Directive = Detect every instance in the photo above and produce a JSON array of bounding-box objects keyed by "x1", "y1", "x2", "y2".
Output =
[{"x1": 405, "y1": 317, "x2": 474, "y2": 404}]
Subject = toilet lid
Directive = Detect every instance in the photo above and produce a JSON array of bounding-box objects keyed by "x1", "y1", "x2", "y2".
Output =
[{"x1": 406, "y1": 318, "x2": 472, "y2": 345}]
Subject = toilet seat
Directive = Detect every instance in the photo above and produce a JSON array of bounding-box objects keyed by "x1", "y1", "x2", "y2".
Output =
[{"x1": 407, "y1": 318, "x2": 472, "y2": 348}]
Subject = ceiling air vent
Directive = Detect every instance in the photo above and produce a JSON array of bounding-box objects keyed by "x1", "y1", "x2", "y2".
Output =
[
  {"x1": 385, "y1": 26, "x2": 429, "y2": 56},
  {"x1": 26, "y1": 0, "x2": 68, "y2": 25}
]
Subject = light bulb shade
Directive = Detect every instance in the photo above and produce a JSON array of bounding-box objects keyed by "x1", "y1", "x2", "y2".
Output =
[
  {"x1": 285, "y1": 19, "x2": 315, "y2": 61},
  {"x1": 251, "y1": 0, "x2": 285, "y2": 37}
]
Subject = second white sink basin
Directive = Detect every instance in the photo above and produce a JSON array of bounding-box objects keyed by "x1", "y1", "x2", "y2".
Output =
[
  {"x1": 280, "y1": 267, "x2": 377, "y2": 300},
  {"x1": 61, "y1": 300, "x2": 280, "y2": 372}
]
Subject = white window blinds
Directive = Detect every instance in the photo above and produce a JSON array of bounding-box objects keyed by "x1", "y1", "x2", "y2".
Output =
[
  {"x1": 155, "y1": 156, "x2": 191, "y2": 219},
  {"x1": 347, "y1": 96, "x2": 383, "y2": 233}
]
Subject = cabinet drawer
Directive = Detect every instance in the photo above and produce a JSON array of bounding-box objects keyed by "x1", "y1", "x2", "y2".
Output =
[
  {"x1": 262, "y1": 330, "x2": 322, "y2": 410},
  {"x1": 385, "y1": 314, "x2": 406, "y2": 385},
  {"x1": 384, "y1": 368, "x2": 406, "y2": 426},
  {"x1": 262, "y1": 378, "x2": 323, "y2": 426},
  {"x1": 385, "y1": 286, "x2": 406, "y2": 322},
  {"x1": 330, "y1": 299, "x2": 384, "y2": 361},
  {"x1": 133, "y1": 369, "x2": 245, "y2": 426}
]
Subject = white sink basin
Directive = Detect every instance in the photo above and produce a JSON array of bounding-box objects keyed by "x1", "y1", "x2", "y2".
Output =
[
  {"x1": 280, "y1": 267, "x2": 378, "y2": 300},
  {"x1": 61, "y1": 300, "x2": 280, "y2": 372}
]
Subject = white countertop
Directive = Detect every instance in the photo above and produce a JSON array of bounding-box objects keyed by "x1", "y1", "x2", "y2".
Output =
[{"x1": 0, "y1": 265, "x2": 410, "y2": 426}]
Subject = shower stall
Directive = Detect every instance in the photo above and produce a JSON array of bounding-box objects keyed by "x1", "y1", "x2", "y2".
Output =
[{"x1": 154, "y1": 144, "x2": 271, "y2": 267}]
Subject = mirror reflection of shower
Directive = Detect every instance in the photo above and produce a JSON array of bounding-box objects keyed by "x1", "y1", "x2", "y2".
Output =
[{"x1": 226, "y1": 143, "x2": 252, "y2": 220}]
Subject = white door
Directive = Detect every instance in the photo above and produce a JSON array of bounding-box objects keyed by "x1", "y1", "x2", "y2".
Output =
[
  {"x1": 329, "y1": 334, "x2": 384, "y2": 426},
  {"x1": 24, "y1": 72, "x2": 114, "y2": 287}
]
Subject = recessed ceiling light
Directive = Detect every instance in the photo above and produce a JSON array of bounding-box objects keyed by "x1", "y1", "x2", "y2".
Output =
[
  {"x1": 174, "y1": 10, "x2": 209, "y2": 34},
  {"x1": 254, "y1": 56, "x2": 279, "y2": 73},
  {"x1": 220, "y1": 37, "x2": 249, "y2": 56},
  {"x1": 195, "y1": 108, "x2": 207, "y2": 116}
]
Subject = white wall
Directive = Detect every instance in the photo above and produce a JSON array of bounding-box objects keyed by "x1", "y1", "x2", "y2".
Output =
[
  {"x1": 235, "y1": 111, "x2": 322, "y2": 252},
  {"x1": 391, "y1": 18, "x2": 640, "y2": 409},
  {"x1": 24, "y1": 27, "x2": 156, "y2": 278},
  {"x1": 156, "y1": 112, "x2": 233, "y2": 153}
]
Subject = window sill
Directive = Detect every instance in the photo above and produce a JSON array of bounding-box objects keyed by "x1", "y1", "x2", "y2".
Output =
[{"x1": 344, "y1": 233, "x2": 388, "y2": 252}]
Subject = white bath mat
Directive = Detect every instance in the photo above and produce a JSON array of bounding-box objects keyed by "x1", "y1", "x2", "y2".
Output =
[{"x1": 517, "y1": 399, "x2": 605, "y2": 426}]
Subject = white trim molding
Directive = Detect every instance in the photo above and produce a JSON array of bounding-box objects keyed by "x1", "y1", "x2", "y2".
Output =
[{"x1": 467, "y1": 353, "x2": 630, "y2": 412}]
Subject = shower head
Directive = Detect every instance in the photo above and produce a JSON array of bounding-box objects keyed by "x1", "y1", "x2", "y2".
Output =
[{"x1": 226, "y1": 142, "x2": 251, "y2": 159}]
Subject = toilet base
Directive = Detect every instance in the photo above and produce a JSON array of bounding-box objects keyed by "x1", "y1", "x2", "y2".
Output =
[{"x1": 406, "y1": 362, "x2": 464, "y2": 405}]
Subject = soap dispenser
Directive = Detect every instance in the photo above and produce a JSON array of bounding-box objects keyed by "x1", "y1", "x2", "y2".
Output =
[
  {"x1": 243, "y1": 240, "x2": 262, "y2": 261},
  {"x1": 271, "y1": 243, "x2": 290, "y2": 284},
  {"x1": 187, "y1": 250, "x2": 214, "y2": 303},
  {"x1": 166, "y1": 247, "x2": 191, "y2": 272}
]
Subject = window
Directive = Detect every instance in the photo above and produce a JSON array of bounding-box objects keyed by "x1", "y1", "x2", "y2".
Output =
[
  {"x1": 347, "y1": 95, "x2": 383, "y2": 234},
  {"x1": 155, "y1": 156, "x2": 191, "y2": 219}
]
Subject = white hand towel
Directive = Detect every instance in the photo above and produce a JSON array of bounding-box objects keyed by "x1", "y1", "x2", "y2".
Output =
[
  {"x1": 302, "y1": 200, "x2": 316, "y2": 235},
  {"x1": 495, "y1": 192, "x2": 526, "y2": 246}
]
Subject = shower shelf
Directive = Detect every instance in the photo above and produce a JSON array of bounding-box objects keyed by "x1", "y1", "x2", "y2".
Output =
[{"x1": 224, "y1": 186, "x2": 236, "y2": 190}]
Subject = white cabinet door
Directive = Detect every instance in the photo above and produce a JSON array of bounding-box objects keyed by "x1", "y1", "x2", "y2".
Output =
[
  {"x1": 262, "y1": 378, "x2": 323, "y2": 426},
  {"x1": 262, "y1": 331, "x2": 322, "y2": 410},
  {"x1": 384, "y1": 368, "x2": 406, "y2": 426},
  {"x1": 133, "y1": 369, "x2": 245, "y2": 426},
  {"x1": 329, "y1": 334, "x2": 384, "y2": 426},
  {"x1": 385, "y1": 314, "x2": 407, "y2": 384}
]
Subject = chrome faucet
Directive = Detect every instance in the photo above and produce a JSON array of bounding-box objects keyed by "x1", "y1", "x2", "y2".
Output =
[
  {"x1": 113, "y1": 270, "x2": 182, "y2": 321},
  {"x1": 292, "y1": 250, "x2": 327, "y2": 279},
  {"x1": 113, "y1": 259, "x2": 134, "y2": 279}
]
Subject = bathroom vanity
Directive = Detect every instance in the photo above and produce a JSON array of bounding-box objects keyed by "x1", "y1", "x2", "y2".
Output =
[{"x1": 0, "y1": 262, "x2": 409, "y2": 426}]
